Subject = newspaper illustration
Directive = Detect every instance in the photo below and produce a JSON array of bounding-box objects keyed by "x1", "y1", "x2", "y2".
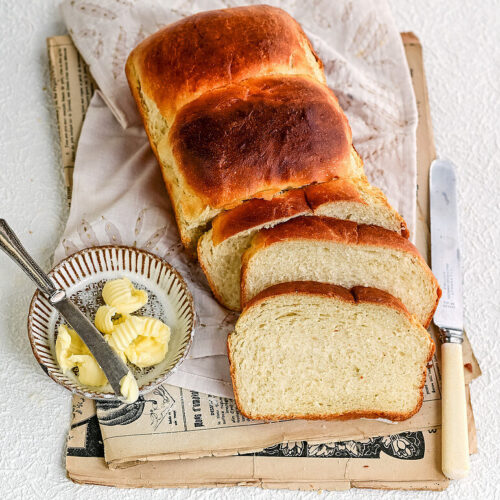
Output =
[{"x1": 49, "y1": 33, "x2": 480, "y2": 489}]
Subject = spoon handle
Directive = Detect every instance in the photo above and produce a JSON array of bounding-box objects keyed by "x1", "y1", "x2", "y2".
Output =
[{"x1": 0, "y1": 219, "x2": 60, "y2": 299}]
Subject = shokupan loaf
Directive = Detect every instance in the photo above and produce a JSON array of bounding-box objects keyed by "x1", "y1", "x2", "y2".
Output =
[
  {"x1": 228, "y1": 282, "x2": 435, "y2": 421},
  {"x1": 240, "y1": 216, "x2": 441, "y2": 326},
  {"x1": 198, "y1": 178, "x2": 408, "y2": 311},
  {"x1": 125, "y1": 5, "x2": 364, "y2": 253}
]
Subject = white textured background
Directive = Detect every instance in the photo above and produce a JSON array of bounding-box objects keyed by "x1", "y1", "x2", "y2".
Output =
[{"x1": 0, "y1": 0, "x2": 498, "y2": 498}]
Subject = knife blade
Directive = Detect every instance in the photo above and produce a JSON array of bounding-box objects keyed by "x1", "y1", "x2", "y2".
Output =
[
  {"x1": 429, "y1": 158, "x2": 470, "y2": 479},
  {"x1": 430, "y1": 158, "x2": 463, "y2": 338}
]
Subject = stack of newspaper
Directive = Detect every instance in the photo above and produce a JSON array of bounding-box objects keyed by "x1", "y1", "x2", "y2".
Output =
[{"x1": 48, "y1": 34, "x2": 480, "y2": 491}]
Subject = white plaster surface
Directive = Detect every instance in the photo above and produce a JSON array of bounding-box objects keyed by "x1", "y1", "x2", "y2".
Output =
[{"x1": 0, "y1": 0, "x2": 498, "y2": 498}]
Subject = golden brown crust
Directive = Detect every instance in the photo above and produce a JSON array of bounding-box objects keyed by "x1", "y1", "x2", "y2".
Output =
[
  {"x1": 304, "y1": 178, "x2": 410, "y2": 238},
  {"x1": 243, "y1": 280, "x2": 355, "y2": 310},
  {"x1": 243, "y1": 215, "x2": 358, "y2": 252},
  {"x1": 228, "y1": 282, "x2": 435, "y2": 422},
  {"x1": 248, "y1": 216, "x2": 417, "y2": 255},
  {"x1": 126, "y1": 5, "x2": 325, "y2": 125},
  {"x1": 358, "y1": 223, "x2": 420, "y2": 255},
  {"x1": 304, "y1": 178, "x2": 366, "y2": 207},
  {"x1": 243, "y1": 281, "x2": 413, "y2": 318},
  {"x1": 240, "y1": 216, "x2": 441, "y2": 325},
  {"x1": 169, "y1": 76, "x2": 354, "y2": 211},
  {"x1": 233, "y1": 403, "x2": 426, "y2": 422},
  {"x1": 211, "y1": 175, "x2": 404, "y2": 246},
  {"x1": 211, "y1": 190, "x2": 311, "y2": 246}
]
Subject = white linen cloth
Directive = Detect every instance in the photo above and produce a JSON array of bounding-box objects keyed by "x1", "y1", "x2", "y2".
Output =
[{"x1": 56, "y1": 0, "x2": 417, "y2": 398}]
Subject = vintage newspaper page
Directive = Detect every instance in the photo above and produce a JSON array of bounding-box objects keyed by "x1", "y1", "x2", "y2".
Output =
[
  {"x1": 47, "y1": 36, "x2": 95, "y2": 201},
  {"x1": 66, "y1": 395, "x2": 450, "y2": 490},
  {"x1": 95, "y1": 368, "x2": 480, "y2": 468},
  {"x1": 49, "y1": 33, "x2": 479, "y2": 489},
  {"x1": 66, "y1": 387, "x2": 476, "y2": 490}
]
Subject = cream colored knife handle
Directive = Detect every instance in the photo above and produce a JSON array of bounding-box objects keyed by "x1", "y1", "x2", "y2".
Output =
[{"x1": 441, "y1": 341, "x2": 470, "y2": 479}]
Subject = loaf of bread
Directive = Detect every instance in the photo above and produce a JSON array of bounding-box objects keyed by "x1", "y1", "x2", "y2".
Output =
[
  {"x1": 126, "y1": 5, "x2": 363, "y2": 253},
  {"x1": 198, "y1": 178, "x2": 408, "y2": 310},
  {"x1": 240, "y1": 216, "x2": 440, "y2": 326},
  {"x1": 228, "y1": 281, "x2": 435, "y2": 421},
  {"x1": 126, "y1": 6, "x2": 441, "y2": 423}
]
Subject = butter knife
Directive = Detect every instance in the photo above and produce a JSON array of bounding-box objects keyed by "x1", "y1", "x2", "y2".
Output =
[
  {"x1": 429, "y1": 159, "x2": 469, "y2": 479},
  {"x1": 0, "y1": 219, "x2": 138, "y2": 403}
]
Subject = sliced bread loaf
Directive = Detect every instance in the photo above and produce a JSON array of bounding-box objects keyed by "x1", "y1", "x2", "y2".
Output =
[
  {"x1": 240, "y1": 216, "x2": 440, "y2": 326},
  {"x1": 228, "y1": 281, "x2": 435, "y2": 421},
  {"x1": 198, "y1": 178, "x2": 408, "y2": 311}
]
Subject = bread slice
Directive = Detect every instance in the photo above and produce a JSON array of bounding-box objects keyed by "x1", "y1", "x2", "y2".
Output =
[
  {"x1": 241, "y1": 216, "x2": 440, "y2": 326},
  {"x1": 304, "y1": 178, "x2": 409, "y2": 238},
  {"x1": 198, "y1": 178, "x2": 408, "y2": 311},
  {"x1": 228, "y1": 281, "x2": 435, "y2": 421},
  {"x1": 198, "y1": 189, "x2": 312, "y2": 310}
]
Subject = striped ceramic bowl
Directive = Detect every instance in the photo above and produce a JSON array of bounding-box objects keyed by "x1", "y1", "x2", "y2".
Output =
[{"x1": 28, "y1": 246, "x2": 195, "y2": 400}]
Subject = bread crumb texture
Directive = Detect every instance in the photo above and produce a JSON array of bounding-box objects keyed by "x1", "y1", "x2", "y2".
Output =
[{"x1": 229, "y1": 288, "x2": 434, "y2": 421}]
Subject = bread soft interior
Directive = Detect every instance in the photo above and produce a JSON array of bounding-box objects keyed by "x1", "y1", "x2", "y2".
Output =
[
  {"x1": 229, "y1": 293, "x2": 432, "y2": 420},
  {"x1": 242, "y1": 241, "x2": 436, "y2": 325},
  {"x1": 198, "y1": 212, "x2": 304, "y2": 310}
]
